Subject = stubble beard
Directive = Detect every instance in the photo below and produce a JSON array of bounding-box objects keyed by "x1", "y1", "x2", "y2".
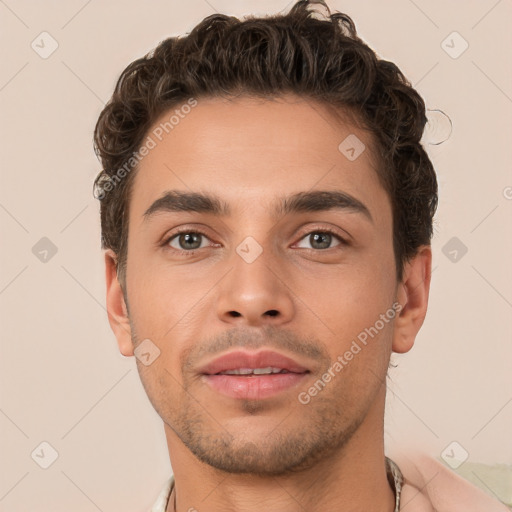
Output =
[{"x1": 168, "y1": 389, "x2": 368, "y2": 477}]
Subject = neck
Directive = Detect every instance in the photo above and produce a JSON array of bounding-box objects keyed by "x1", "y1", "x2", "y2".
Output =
[{"x1": 165, "y1": 389, "x2": 395, "y2": 512}]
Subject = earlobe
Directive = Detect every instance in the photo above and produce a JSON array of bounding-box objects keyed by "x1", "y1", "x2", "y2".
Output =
[
  {"x1": 392, "y1": 245, "x2": 432, "y2": 354},
  {"x1": 105, "y1": 249, "x2": 134, "y2": 357}
]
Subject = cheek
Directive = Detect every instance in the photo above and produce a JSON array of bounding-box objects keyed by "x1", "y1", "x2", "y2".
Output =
[
  {"x1": 297, "y1": 260, "x2": 396, "y2": 385},
  {"x1": 125, "y1": 255, "x2": 215, "y2": 368},
  {"x1": 127, "y1": 243, "x2": 185, "y2": 319},
  {"x1": 294, "y1": 251, "x2": 396, "y2": 339}
]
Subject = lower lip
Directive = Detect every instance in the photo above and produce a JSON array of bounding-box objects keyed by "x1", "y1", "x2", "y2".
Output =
[{"x1": 202, "y1": 373, "x2": 308, "y2": 400}]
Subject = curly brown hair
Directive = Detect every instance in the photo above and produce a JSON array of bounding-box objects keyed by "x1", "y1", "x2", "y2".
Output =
[{"x1": 93, "y1": 0, "x2": 438, "y2": 285}]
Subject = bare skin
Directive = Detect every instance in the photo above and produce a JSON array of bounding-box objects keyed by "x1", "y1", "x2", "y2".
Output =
[{"x1": 105, "y1": 94, "x2": 431, "y2": 512}]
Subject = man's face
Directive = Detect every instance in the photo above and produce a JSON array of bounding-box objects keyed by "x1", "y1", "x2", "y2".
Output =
[{"x1": 118, "y1": 95, "x2": 400, "y2": 475}]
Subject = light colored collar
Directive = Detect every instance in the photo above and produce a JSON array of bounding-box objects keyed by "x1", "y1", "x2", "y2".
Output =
[
  {"x1": 150, "y1": 476, "x2": 173, "y2": 512},
  {"x1": 386, "y1": 456, "x2": 404, "y2": 512}
]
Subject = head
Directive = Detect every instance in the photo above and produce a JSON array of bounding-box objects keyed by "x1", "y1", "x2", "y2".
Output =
[{"x1": 94, "y1": 0, "x2": 437, "y2": 476}]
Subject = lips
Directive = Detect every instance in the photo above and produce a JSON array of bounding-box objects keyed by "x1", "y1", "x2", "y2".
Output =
[
  {"x1": 199, "y1": 350, "x2": 310, "y2": 375},
  {"x1": 199, "y1": 350, "x2": 310, "y2": 400}
]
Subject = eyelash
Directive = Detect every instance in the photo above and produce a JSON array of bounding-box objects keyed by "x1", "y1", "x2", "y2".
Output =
[{"x1": 161, "y1": 226, "x2": 349, "y2": 256}]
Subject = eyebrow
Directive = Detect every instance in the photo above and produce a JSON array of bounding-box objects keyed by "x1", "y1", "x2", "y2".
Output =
[{"x1": 143, "y1": 189, "x2": 373, "y2": 223}]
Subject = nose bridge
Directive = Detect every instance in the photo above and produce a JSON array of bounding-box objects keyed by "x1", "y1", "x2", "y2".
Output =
[{"x1": 215, "y1": 232, "x2": 295, "y2": 326}]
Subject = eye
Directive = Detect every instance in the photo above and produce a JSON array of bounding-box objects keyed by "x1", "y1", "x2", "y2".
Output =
[
  {"x1": 295, "y1": 230, "x2": 346, "y2": 250},
  {"x1": 166, "y1": 231, "x2": 211, "y2": 251}
]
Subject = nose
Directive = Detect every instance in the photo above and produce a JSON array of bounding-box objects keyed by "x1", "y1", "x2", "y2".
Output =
[{"x1": 215, "y1": 246, "x2": 295, "y2": 327}]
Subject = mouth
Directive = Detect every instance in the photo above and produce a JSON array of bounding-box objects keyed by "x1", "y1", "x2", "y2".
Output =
[
  {"x1": 199, "y1": 350, "x2": 310, "y2": 400},
  {"x1": 215, "y1": 367, "x2": 298, "y2": 375}
]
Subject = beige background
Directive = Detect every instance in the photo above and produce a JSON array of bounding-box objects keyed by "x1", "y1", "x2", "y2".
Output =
[{"x1": 1, "y1": 0, "x2": 511, "y2": 510}]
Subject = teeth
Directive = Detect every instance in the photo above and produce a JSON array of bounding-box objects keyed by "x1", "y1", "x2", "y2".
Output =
[
  {"x1": 253, "y1": 367, "x2": 274, "y2": 375},
  {"x1": 232, "y1": 368, "x2": 254, "y2": 375},
  {"x1": 219, "y1": 367, "x2": 288, "y2": 375}
]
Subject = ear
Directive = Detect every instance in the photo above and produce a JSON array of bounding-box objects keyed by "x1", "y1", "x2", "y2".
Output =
[
  {"x1": 105, "y1": 249, "x2": 134, "y2": 357},
  {"x1": 392, "y1": 245, "x2": 432, "y2": 354}
]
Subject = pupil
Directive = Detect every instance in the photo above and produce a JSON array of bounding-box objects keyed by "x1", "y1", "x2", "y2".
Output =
[
  {"x1": 311, "y1": 232, "x2": 331, "y2": 249},
  {"x1": 180, "y1": 233, "x2": 201, "y2": 250}
]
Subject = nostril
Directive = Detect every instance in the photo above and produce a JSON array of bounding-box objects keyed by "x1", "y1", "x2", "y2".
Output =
[{"x1": 226, "y1": 310, "x2": 278, "y2": 318}]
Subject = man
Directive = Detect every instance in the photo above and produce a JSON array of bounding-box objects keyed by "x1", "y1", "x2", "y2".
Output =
[{"x1": 93, "y1": 1, "x2": 508, "y2": 510}]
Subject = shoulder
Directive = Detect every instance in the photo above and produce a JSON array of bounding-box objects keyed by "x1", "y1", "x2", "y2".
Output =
[{"x1": 390, "y1": 450, "x2": 510, "y2": 512}]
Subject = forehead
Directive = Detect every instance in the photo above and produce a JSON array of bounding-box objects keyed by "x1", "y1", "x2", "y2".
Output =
[{"x1": 129, "y1": 95, "x2": 391, "y2": 224}]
